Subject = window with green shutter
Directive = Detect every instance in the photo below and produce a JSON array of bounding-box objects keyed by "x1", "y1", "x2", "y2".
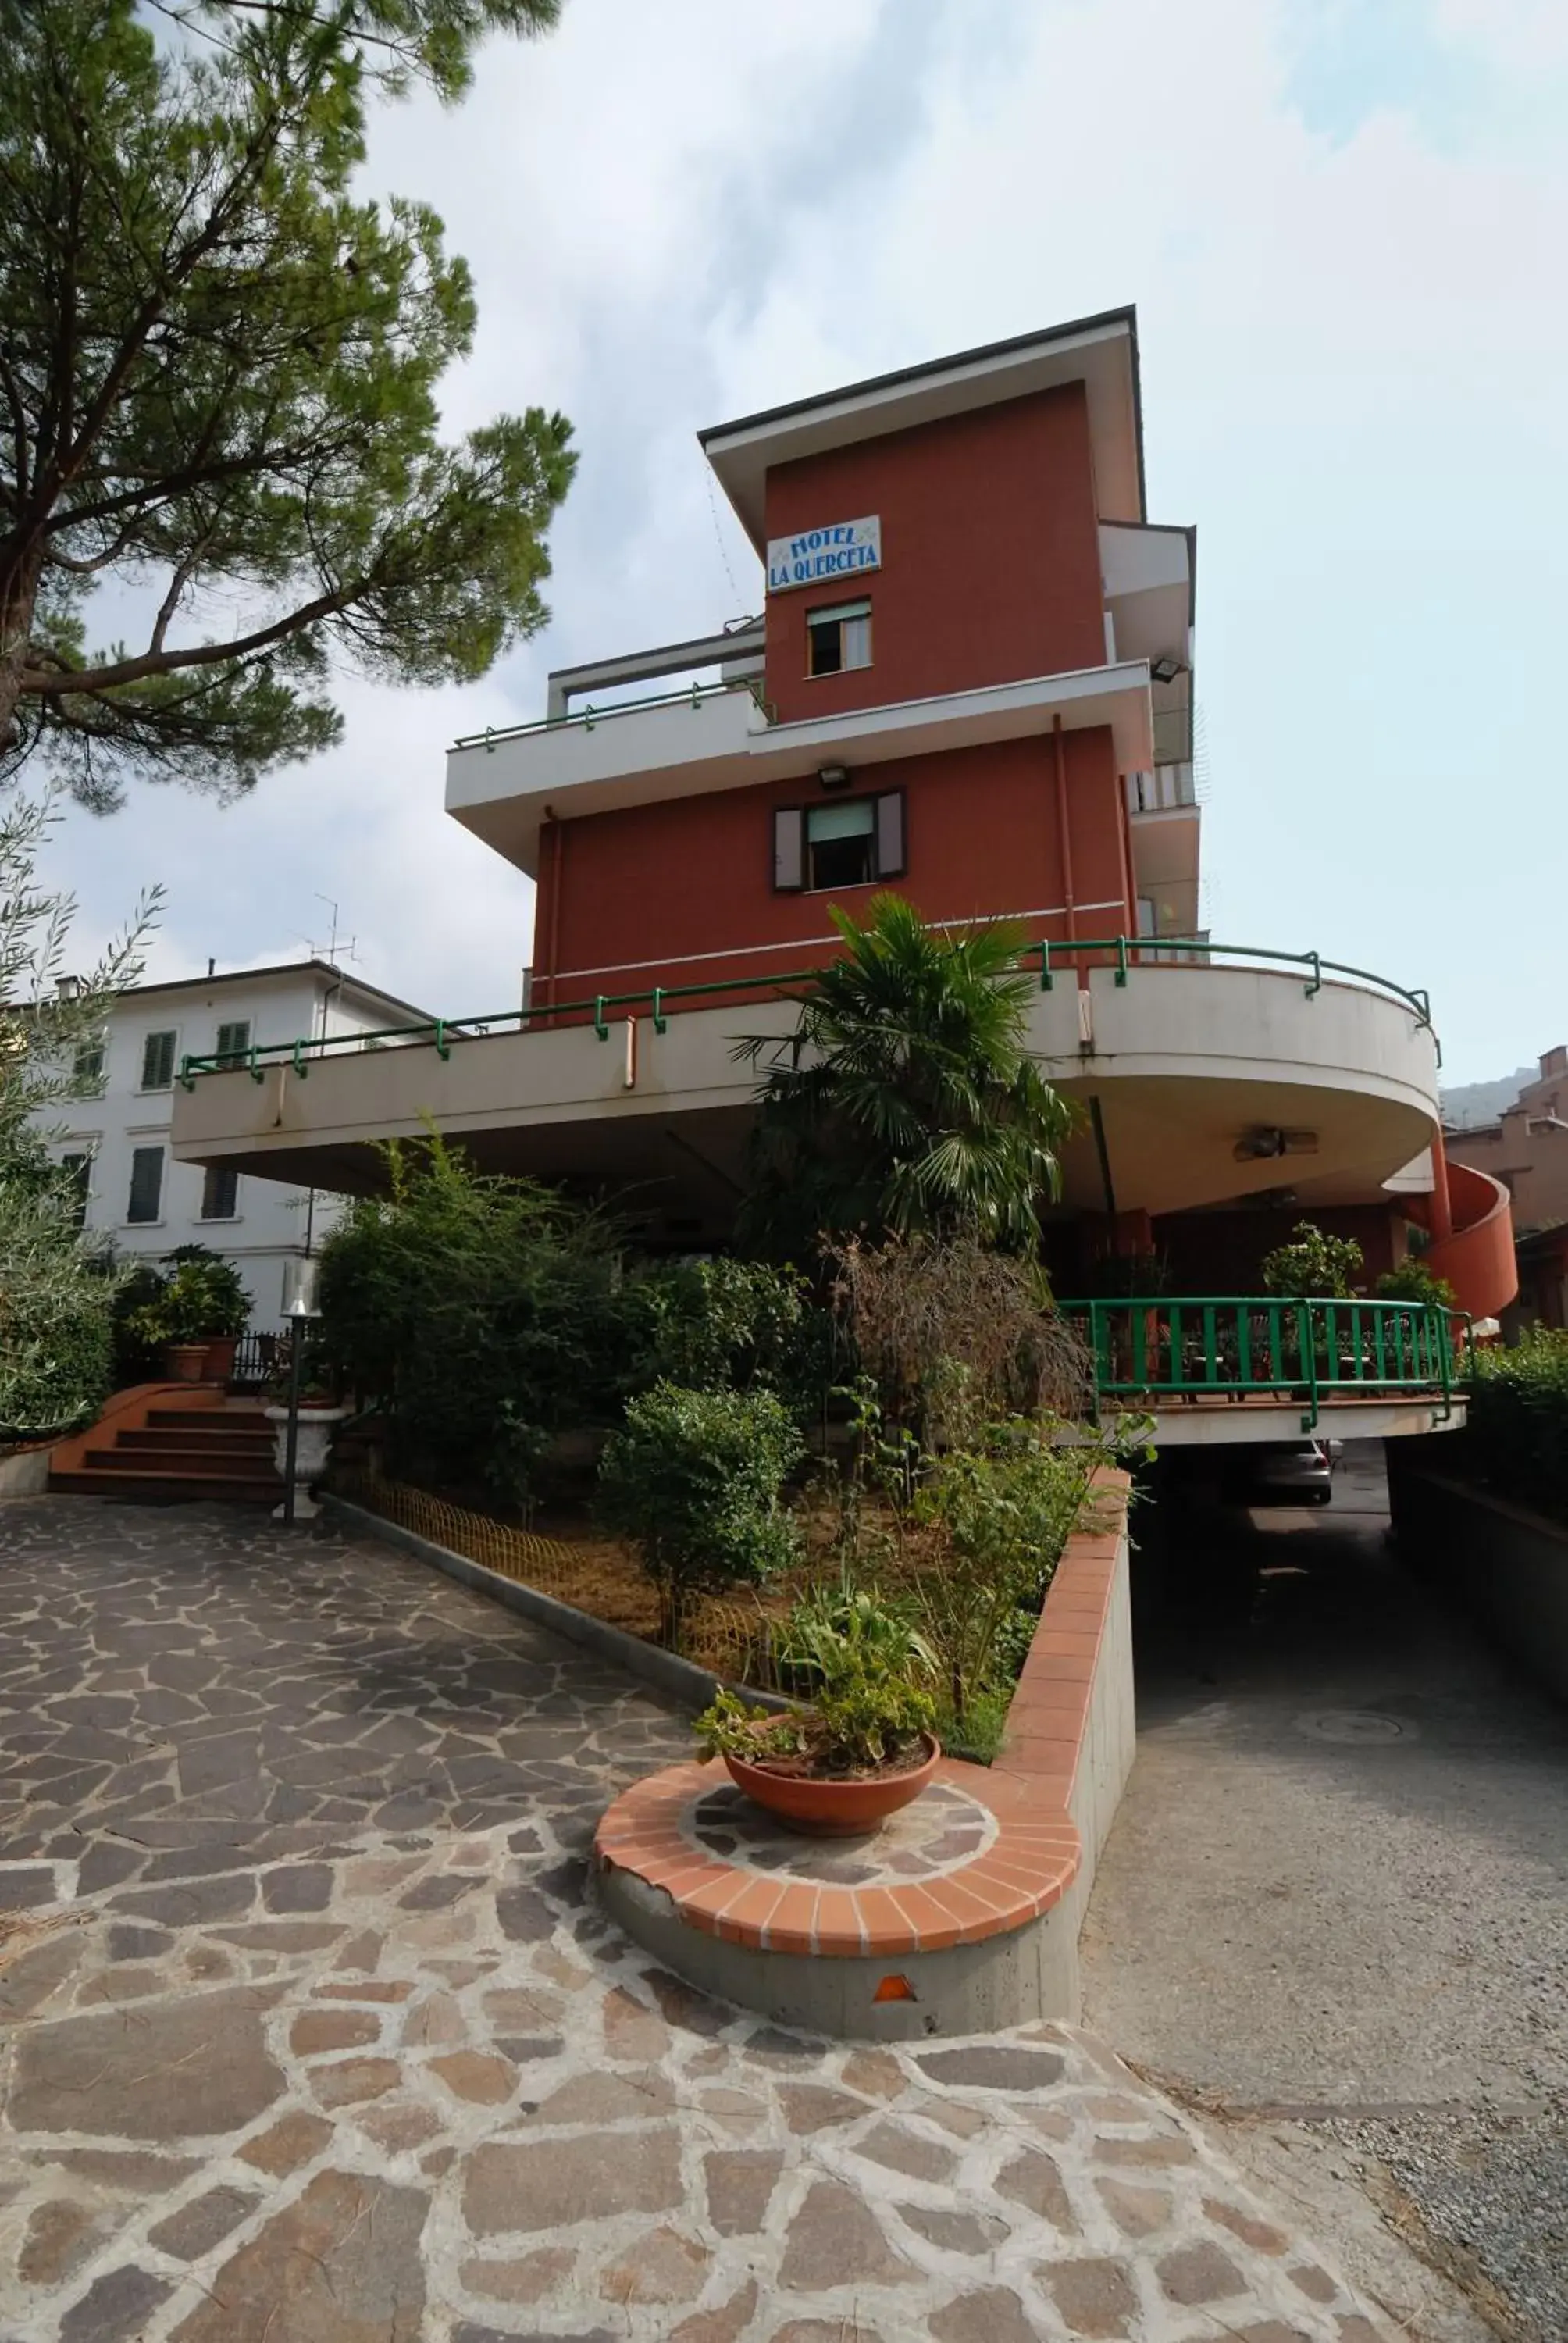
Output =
[
  {"x1": 60, "y1": 1151, "x2": 93, "y2": 1229},
  {"x1": 140, "y1": 1029, "x2": 176, "y2": 1089},
  {"x1": 215, "y1": 1019, "x2": 251, "y2": 1064},
  {"x1": 201, "y1": 1164, "x2": 240, "y2": 1220},
  {"x1": 127, "y1": 1146, "x2": 163, "y2": 1223}
]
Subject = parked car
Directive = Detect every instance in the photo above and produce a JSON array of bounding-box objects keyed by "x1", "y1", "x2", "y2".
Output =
[{"x1": 1228, "y1": 1439, "x2": 1335, "y2": 1507}]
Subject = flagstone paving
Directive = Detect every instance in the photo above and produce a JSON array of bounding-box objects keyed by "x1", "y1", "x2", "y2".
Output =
[{"x1": 0, "y1": 1498, "x2": 1405, "y2": 2341}]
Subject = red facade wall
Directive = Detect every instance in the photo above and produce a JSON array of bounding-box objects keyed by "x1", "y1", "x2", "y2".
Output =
[
  {"x1": 763, "y1": 384, "x2": 1106, "y2": 725},
  {"x1": 1149, "y1": 1205, "x2": 1408, "y2": 1295},
  {"x1": 534, "y1": 726, "x2": 1128, "y2": 1006}
]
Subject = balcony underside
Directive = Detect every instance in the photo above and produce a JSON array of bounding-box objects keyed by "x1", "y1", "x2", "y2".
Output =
[
  {"x1": 171, "y1": 963, "x2": 1442, "y2": 1240},
  {"x1": 1120, "y1": 1395, "x2": 1466, "y2": 1445}
]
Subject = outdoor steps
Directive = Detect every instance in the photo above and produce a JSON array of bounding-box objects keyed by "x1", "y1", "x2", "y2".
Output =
[
  {"x1": 116, "y1": 1426, "x2": 276, "y2": 1458},
  {"x1": 49, "y1": 1395, "x2": 282, "y2": 1505}
]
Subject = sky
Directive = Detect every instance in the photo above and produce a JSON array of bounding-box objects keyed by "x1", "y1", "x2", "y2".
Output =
[{"x1": 38, "y1": 0, "x2": 1568, "y2": 1087}]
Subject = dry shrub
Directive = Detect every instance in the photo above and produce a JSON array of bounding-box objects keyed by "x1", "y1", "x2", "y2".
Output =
[{"x1": 829, "y1": 1231, "x2": 1092, "y2": 1432}]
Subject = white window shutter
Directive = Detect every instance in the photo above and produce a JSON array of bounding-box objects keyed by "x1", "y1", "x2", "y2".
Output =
[
  {"x1": 875, "y1": 790, "x2": 906, "y2": 879},
  {"x1": 773, "y1": 807, "x2": 805, "y2": 891}
]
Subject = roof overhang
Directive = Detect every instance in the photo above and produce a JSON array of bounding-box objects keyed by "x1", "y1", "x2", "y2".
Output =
[{"x1": 700, "y1": 308, "x2": 1145, "y2": 554}]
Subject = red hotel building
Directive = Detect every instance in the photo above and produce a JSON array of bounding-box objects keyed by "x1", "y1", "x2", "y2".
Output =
[{"x1": 175, "y1": 308, "x2": 1516, "y2": 1434}]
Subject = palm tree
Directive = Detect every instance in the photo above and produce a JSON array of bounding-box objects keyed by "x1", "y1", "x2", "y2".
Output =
[{"x1": 734, "y1": 894, "x2": 1075, "y2": 1257}]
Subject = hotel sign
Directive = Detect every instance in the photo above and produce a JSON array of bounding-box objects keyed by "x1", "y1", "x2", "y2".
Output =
[{"x1": 765, "y1": 514, "x2": 881, "y2": 594}]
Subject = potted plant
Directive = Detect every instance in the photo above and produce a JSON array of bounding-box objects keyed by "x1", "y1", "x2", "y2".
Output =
[
  {"x1": 693, "y1": 1585, "x2": 940, "y2": 1836},
  {"x1": 125, "y1": 1246, "x2": 252, "y2": 1382}
]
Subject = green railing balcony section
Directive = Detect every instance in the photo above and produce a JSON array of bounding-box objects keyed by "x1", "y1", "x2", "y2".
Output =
[
  {"x1": 176, "y1": 933, "x2": 1441, "y2": 1089},
  {"x1": 1057, "y1": 1295, "x2": 1461, "y2": 1432}
]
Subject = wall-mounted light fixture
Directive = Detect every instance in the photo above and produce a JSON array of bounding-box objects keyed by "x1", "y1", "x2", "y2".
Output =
[
  {"x1": 1150, "y1": 654, "x2": 1186, "y2": 685},
  {"x1": 817, "y1": 764, "x2": 851, "y2": 791},
  {"x1": 1234, "y1": 1126, "x2": 1319, "y2": 1162}
]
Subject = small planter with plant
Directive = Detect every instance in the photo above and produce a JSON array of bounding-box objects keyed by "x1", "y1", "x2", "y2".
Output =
[{"x1": 695, "y1": 1582, "x2": 940, "y2": 1835}]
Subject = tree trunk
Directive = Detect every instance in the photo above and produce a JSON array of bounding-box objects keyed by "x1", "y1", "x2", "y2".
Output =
[{"x1": 0, "y1": 540, "x2": 43, "y2": 754}]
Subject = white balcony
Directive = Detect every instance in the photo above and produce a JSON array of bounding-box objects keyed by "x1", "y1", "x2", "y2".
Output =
[
  {"x1": 447, "y1": 662, "x2": 1159, "y2": 880},
  {"x1": 171, "y1": 950, "x2": 1442, "y2": 1243}
]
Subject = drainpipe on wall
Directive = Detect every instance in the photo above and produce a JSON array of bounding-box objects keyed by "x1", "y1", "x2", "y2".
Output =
[
  {"x1": 1052, "y1": 716, "x2": 1078, "y2": 971},
  {"x1": 1429, "y1": 1123, "x2": 1455, "y2": 1243},
  {"x1": 541, "y1": 808, "x2": 564, "y2": 1011},
  {"x1": 300, "y1": 965, "x2": 346, "y2": 1264},
  {"x1": 1114, "y1": 767, "x2": 1138, "y2": 936}
]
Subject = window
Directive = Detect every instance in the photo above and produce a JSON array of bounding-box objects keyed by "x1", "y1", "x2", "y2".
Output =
[
  {"x1": 73, "y1": 1036, "x2": 105, "y2": 1089},
  {"x1": 214, "y1": 1019, "x2": 251, "y2": 1065},
  {"x1": 1135, "y1": 896, "x2": 1157, "y2": 939},
  {"x1": 772, "y1": 790, "x2": 907, "y2": 894},
  {"x1": 127, "y1": 1146, "x2": 164, "y2": 1224},
  {"x1": 201, "y1": 1164, "x2": 241, "y2": 1221},
  {"x1": 140, "y1": 1029, "x2": 177, "y2": 1090},
  {"x1": 806, "y1": 598, "x2": 871, "y2": 678},
  {"x1": 60, "y1": 1150, "x2": 93, "y2": 1229}
]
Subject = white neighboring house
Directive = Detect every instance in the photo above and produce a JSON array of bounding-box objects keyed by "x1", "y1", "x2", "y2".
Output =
[{"x1": 42, "y1": 959, "x2": 431, "y2": 1330}]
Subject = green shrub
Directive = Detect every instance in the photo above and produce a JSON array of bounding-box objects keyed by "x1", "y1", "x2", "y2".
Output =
[
  {"x1": 626, "y1": 1257, "x2": 826, "y2": 1418},
  {"x1": 1374, "y1": 1257, "x2": 1457, "y2": 1309},
  {"x1": 775, "y1": 1582, "x2": 937, "y2": 1770},
  {"x1": 597, "y1": 1381, "x2": 803, "y2": 1646},
  {"x1": 1462, "y1": 1329, "x2": 1568, "y2": 1521},
  {"x1": 932, "y1": 1686, "x2": 1010, "y2": 1766},
  {"x1": 316, "y1": 1136, "x2": 626, "y2": 1509},
  {"x1": 1260, "y1": 1221, "x2": 1364, "y2": 1298},
  {"x1": 694, "y1": 1579, "x2": 938, "y2": 1775},
  {"x1": 109, "y1": 1257, "x2": 168, "y2": 1385},
  {"x1": 911, "y1": 1415, "x2": 1091, "y2": 1721},
  {"x1": 0, "y1": 1170, "x2": 116, "y2": 1438}
]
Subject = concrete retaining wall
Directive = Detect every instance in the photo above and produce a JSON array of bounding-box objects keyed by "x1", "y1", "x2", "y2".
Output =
[
  {"x1": 992, "y1": 1473, "x2": 1136, "y2": 2019},
  {"x1": 1388, "y1": 1459, "x2": 1568, "y2": 1706},
  {"x1": 597, "y1": 1860, "x2": 1082, "y2": 2041},
  {"x1": 1060, "y1": 1514, "x2": 1138, "y2": 1974},
  {"x1": 323, "y1": 1495, "x2": 792, "y2": 1720},
  {"x1": 0, "y1": 1445, "x2": 52, "y2": 1497}
]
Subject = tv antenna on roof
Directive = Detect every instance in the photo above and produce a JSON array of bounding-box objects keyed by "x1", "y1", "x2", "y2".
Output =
[{"x1": 307, "y1": 894, "x2": 359, "y2": 968}]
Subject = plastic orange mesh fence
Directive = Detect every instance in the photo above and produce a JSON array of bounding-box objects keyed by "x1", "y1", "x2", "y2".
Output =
[{"x1": 331, "y1": 1467, "x2": 786, "y2": 1689}]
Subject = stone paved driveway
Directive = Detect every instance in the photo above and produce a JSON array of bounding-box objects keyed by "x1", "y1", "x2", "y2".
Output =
[{"x1": 0, "y1": 1499, "x2": 1401, "y2": 2341}]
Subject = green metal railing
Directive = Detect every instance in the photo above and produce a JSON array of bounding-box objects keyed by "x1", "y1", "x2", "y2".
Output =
[
  {"x1": 1035, "y1": 935, "x2": 1434, "y2": 1046},
  {"x1": 1058, "y1": 1295, "x2": 1461, "y2": 1431},
  {"x1": 176, "y1": 933, "x2": 1442, "y2": 1090}
]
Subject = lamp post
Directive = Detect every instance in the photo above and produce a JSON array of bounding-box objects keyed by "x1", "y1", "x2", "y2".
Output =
[{"x1": 280, "y1": 1256, "x2": 320, "y2": 1528}]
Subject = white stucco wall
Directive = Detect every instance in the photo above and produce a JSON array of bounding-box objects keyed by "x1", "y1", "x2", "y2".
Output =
[{"x1": 40, "y1": 965, "x2": 422, "y2": 1329}]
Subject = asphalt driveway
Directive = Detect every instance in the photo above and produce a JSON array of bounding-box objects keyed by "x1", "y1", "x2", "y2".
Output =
[{"x1": 1082, "y1": 1445, "x2": 1568, "y2": 2342}]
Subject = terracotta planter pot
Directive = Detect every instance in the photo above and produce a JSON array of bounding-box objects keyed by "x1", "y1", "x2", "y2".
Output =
[
  {"x1": 162, "y1": 1343, "x2": 210, "y2": 1384},
  {"x1": 722, "y1": 1731, "x2": 941, "y2": 1838},
  {"x1": 201, "y1": 1335, "x2": 239, "y2": 1384}
]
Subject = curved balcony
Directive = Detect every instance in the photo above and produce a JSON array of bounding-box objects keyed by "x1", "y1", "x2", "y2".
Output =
[{"x1": 169, "y1": 935, "x2": 1452, "y2": 1246}]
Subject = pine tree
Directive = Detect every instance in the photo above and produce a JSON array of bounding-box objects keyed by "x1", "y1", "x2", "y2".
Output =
[{"x1": 0, "y1": 0, "x2": 569, "y2": 808}]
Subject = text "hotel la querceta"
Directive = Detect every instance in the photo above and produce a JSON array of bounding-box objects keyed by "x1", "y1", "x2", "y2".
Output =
[{"x1": 765, "y1": 515, "x2": 882, "y2": 594}]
